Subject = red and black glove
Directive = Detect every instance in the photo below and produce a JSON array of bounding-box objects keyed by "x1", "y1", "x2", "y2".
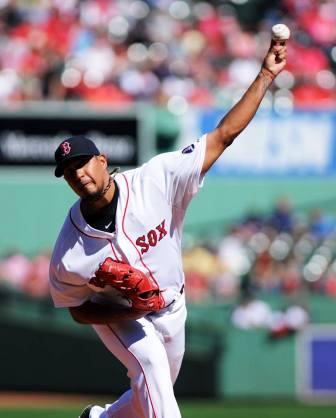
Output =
[{"x1": 92, "y1": 257, "x2": 165, "y2": 312}]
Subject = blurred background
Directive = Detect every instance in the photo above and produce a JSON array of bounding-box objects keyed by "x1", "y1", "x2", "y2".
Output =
[{"x1": 1, "y1": 0, "x2": 336, "y2": 416}]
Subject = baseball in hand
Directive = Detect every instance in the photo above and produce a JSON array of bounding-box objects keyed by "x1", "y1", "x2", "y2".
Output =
[{"x1": 271, "y1": 24, "x2": 291, "y2": 41}]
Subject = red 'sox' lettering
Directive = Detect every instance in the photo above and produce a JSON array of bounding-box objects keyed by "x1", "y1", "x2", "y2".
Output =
[
  {"x1": 136, "y1": 219, "x2": 167, "y2": 254},
  {"x1": 156, "y1": 220, "x2": 167, "y2": 240},
  {"x1": 147, "y1": 230, "x2": 157, "y2": 247},
  {"x1": 136, "y1": 235, "x2": 149, "y2": 255}
]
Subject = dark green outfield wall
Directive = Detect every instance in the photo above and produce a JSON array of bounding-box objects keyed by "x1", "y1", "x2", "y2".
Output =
[
  {"x1": 1, "y1": 290, "x2": 336, "y2": 399},
  {"x1": 1, "y1": 168, "x2": 336, "y2": 254},
  {"x1": 0, "y1": 297, "x2": 223, "y2": 397},
  {"x1": 222, "y1": 328, "x2": 295, "y2": 397}
]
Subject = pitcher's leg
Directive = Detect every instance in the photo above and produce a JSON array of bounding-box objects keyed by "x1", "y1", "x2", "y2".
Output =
[
  {"x1": 91, "y1": 318, "x2": 181, "y2": 418},
  {"x1": 164, "y1": 321, "x2": 185, "y2": 384},
  {"x1": 150, "y1": 294, "x2": 187, "y2": 384}
]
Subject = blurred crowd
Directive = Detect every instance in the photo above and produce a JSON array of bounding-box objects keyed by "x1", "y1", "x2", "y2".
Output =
[
  {"x1": 0, "y1": 0, "x2": 335, "y2": 111},
  {"x1": 183, "y1": 197, "x2": 336, "y2": 303},
  {"x1": 0, "y1": 249, "x2": 50, "y2": 298}
]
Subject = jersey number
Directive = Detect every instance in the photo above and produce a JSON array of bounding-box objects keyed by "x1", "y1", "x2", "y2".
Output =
[{"x1": 136, "y1": 220, "x2": 167, "y2": 254}]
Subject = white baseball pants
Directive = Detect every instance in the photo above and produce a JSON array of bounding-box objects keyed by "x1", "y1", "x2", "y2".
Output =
[{"x1": 90, "y1": 293, "x2": 187, "y2": 418}]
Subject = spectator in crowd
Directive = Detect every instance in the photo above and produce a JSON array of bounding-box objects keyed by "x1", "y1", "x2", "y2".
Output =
[
  {"x1": 231, "y1": 287, "x2": 309, "y2": 337},
  {"x1": 308, "y1": 208, "x2": 335, "y2": 241},
  {"x1": 0, "y1": 250, "x2": 32, "y2": 290},
  {"x1": 183, "y1": 243, "x2": 223, "y2": 302},
  {"x1": 0, "y1": 249, "x2": 51, "y2": 298},
  {"x1": 268, "y1": 197, "x2": 294, "y2": 233},
  {"x1": 231, "y1": 292, "x2": 273, "y2": 330}
]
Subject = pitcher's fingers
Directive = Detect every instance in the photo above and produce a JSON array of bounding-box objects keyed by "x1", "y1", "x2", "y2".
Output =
[{"x1": 276, "y1": 51, "x2": 287, "y2": 61}]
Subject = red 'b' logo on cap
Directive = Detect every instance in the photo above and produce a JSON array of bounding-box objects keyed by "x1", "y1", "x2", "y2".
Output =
[{"x1": 61, "y1": 141, "x2": 71, "y2": 155}]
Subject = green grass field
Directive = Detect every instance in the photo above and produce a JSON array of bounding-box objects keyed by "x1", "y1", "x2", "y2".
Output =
[{"x1": 0, "y1": 401, "x2": 336, "y2": 418}]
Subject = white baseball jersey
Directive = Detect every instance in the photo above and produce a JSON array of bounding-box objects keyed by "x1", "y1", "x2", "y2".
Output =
[{"x1": 49, "y1": 136, "x2": 206, "y2": 310}]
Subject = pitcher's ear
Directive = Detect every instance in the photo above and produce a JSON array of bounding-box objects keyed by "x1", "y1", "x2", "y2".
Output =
[{"x1": 97, "y1": 154, "x2": 108, "y2": 168}]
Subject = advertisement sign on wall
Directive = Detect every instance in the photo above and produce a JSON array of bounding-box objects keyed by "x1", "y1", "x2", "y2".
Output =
[
  {"x1": 199, "y1": 110, "x2": 336, "y2": 176},
  {"x1": 0, "y1": 113, "x2": 139, "y2": 167}
]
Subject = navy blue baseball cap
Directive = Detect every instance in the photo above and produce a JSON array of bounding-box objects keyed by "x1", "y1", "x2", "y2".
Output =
[{"x1": 54, "y1": 136, "x2": 100, "y2": 177}]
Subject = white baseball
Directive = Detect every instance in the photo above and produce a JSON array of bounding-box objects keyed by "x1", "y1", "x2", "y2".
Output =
[{"x1": 272, "y1": 24, "x2": 291, "y2": 41}]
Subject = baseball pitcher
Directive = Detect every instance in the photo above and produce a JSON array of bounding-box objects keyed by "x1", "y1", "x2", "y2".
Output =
[{"x1": 49, "y1": 30, "x2": 288, "y2": 418}]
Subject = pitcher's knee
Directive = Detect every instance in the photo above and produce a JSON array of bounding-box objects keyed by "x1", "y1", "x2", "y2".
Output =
[{"x1": 131, "y1": 353, "x2": 167, "y2": 380}]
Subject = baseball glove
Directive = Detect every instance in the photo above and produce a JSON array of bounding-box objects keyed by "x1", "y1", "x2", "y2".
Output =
[{"x1": 93, "y1": 257, "x2": 165, "y2": 312}]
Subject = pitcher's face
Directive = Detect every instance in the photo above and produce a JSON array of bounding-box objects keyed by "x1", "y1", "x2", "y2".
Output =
[{"x1": 63, "y1": 155, "x2": 109, "y2": 199}]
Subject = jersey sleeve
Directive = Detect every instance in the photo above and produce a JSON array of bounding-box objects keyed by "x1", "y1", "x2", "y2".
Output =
[
  {"x1": 49, "y1": 263, "x2": 92, "y2": 308},
  {"x1": 142, "y1": 134, "x2": 207, "y2": 209}
]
